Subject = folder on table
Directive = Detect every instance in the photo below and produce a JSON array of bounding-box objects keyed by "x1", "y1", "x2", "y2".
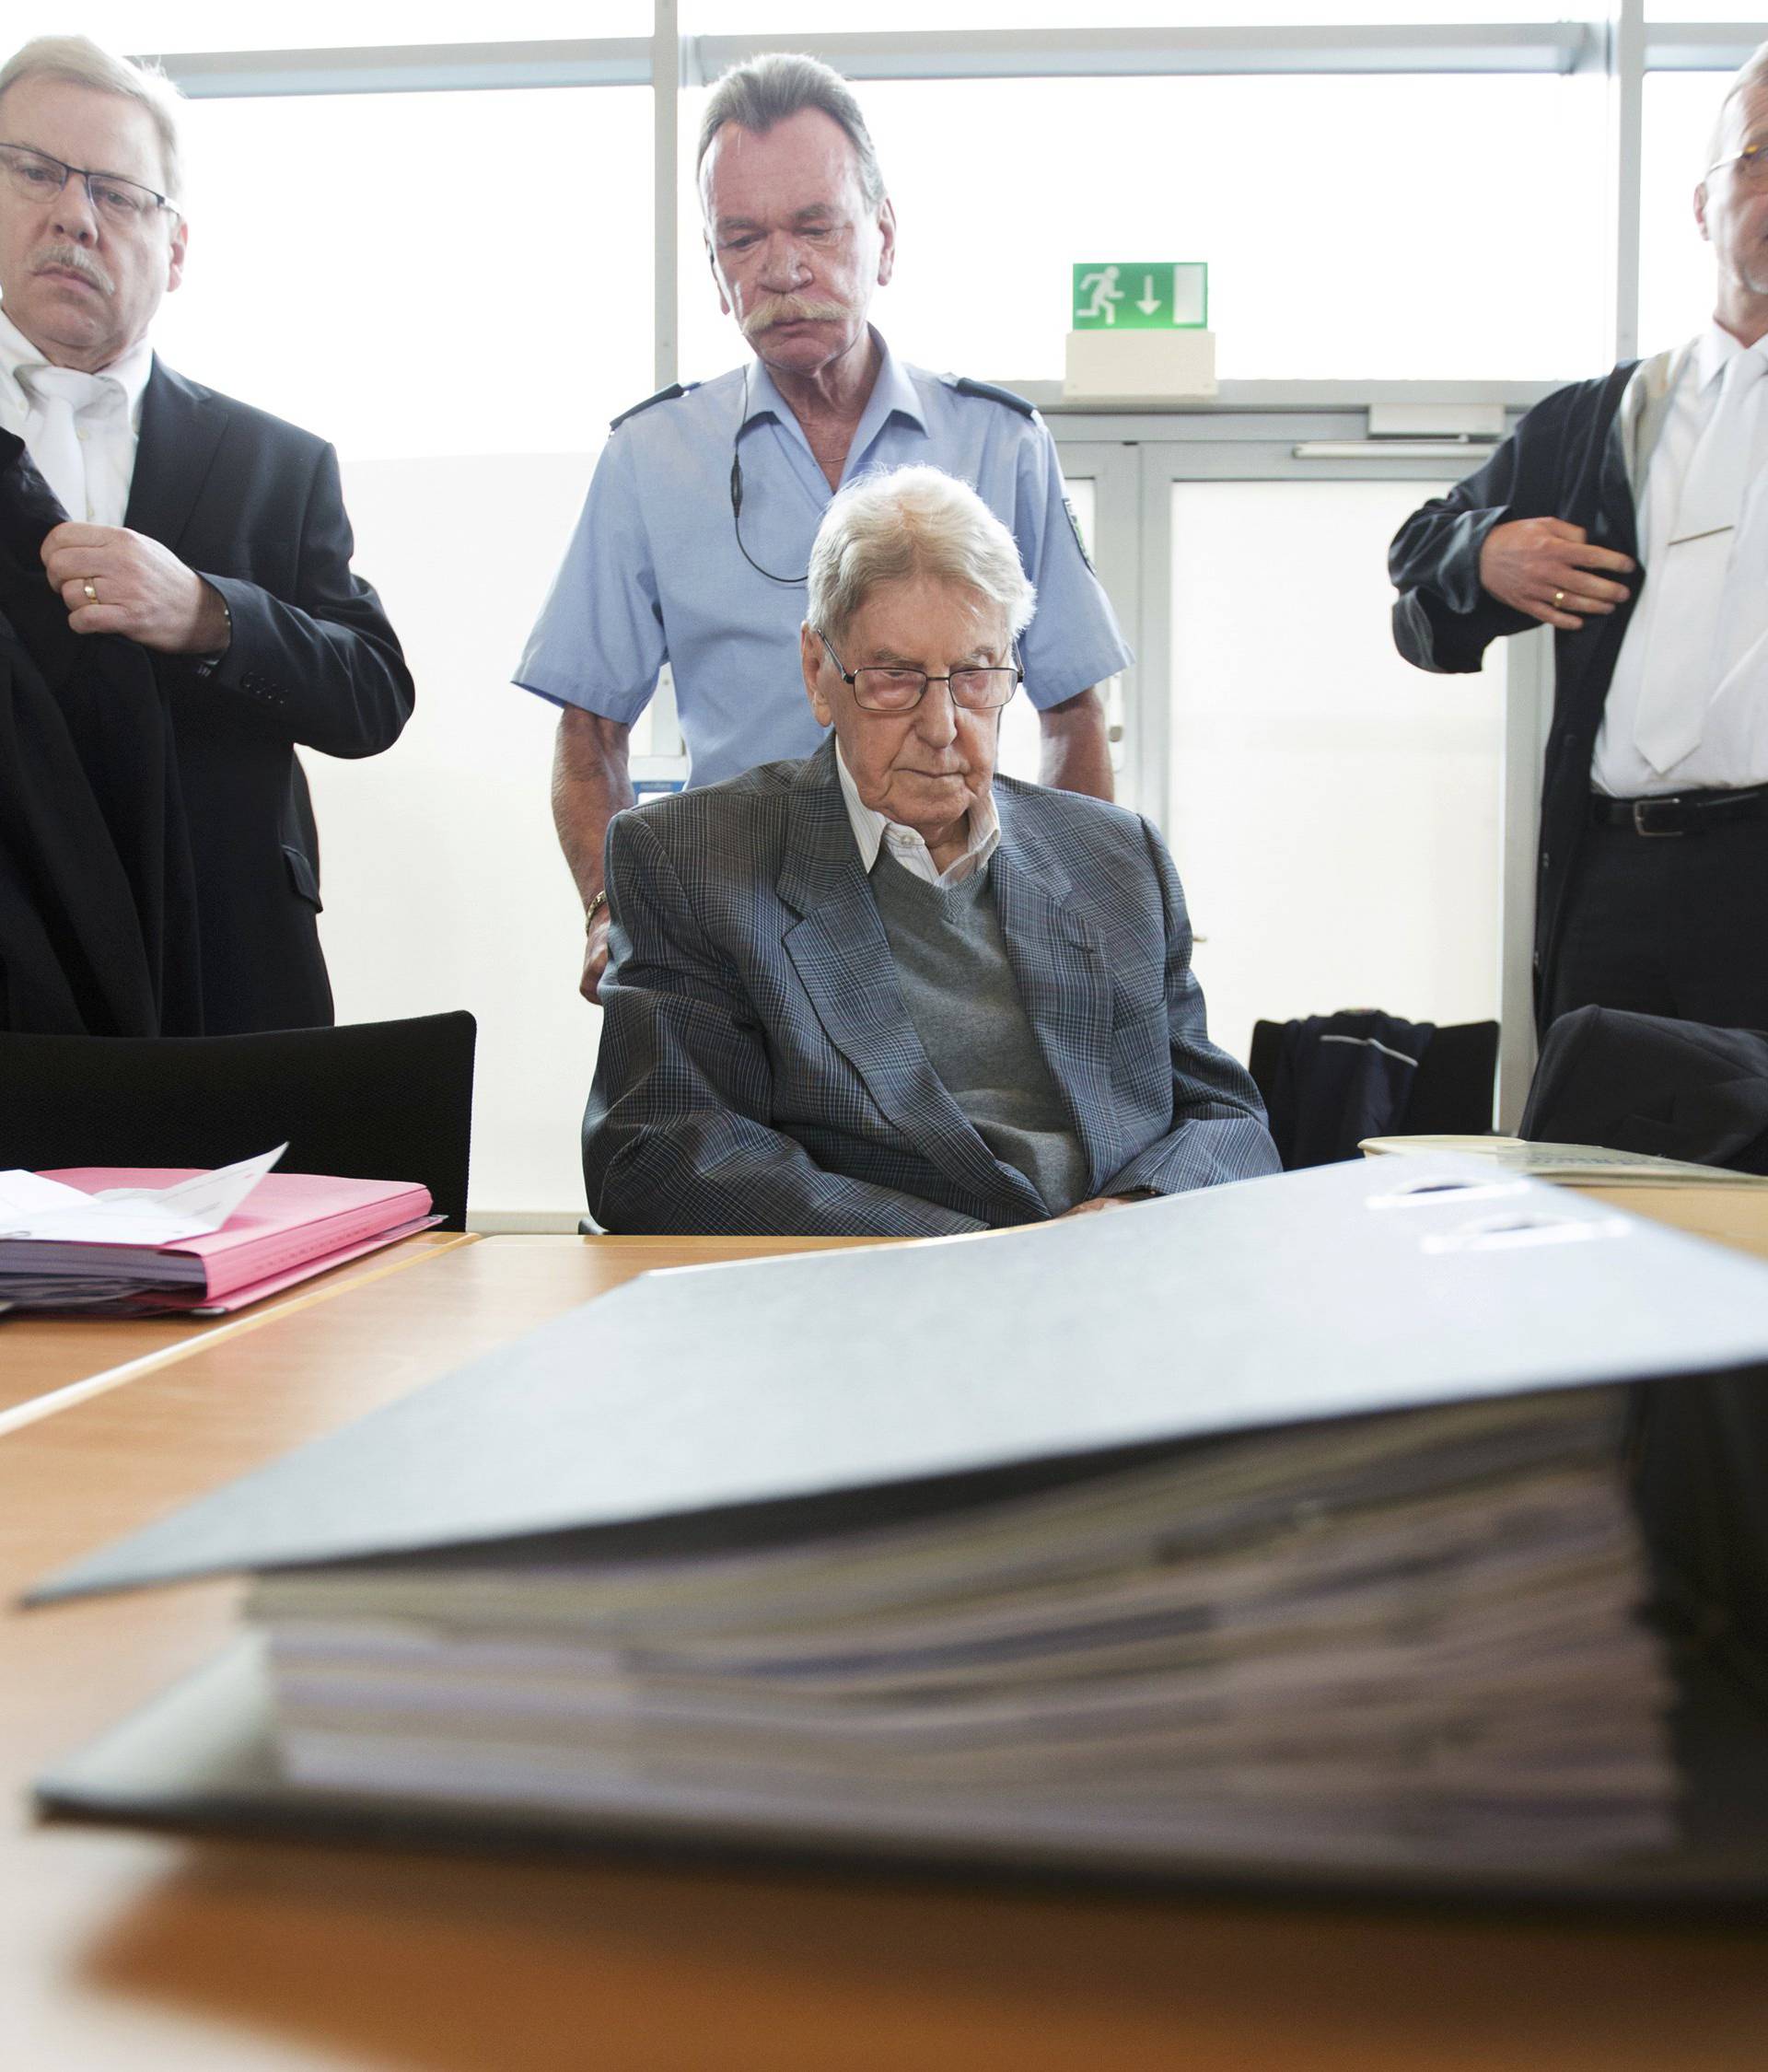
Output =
[
  {"x1": 0, "y1": 1167, "x2": 436, "y2": 1313},
  {"x1": 28, "y1": 1157, "x2": 1768, "y2": 1904}
]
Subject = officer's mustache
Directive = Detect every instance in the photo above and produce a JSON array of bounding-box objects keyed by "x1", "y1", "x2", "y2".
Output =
[
  {"x1": 740, "y1": 294, "x2": 849, "y2": 339},
  {"x1": 29, "y1": 242, "x2": 114, "y2": 296}
]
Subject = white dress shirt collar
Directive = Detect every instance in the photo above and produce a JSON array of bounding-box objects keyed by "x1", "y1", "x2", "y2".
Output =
[
  {"x1": 834, "y1": 738, "x2": 1001, "y2": 889},
  {"x1": 0, "y1": 306, "x2": 154, "y2": 428},
  {"x1": 1694, "y1": 318, "x2": 1768, "y2": 394}
]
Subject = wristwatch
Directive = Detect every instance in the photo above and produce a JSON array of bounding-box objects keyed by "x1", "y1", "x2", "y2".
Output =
[{"x1": 585, "y1": 890, "x2": 609, "y2": 930}]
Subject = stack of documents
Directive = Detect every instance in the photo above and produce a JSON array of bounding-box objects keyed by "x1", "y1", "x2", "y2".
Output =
[
  {"x1": 1360, "y1": 1135, "x2": 1768, "y2": 1186},
  {"x1": 0, "y1": 1148, "x2": 436, "y2": 1314},
  {"x1": 30, "y1": 1157, "x2": 1768, "y2": 1899},
  {"x1": 252, "y1": 1384, "x2": 1671, "y2": 1871}
]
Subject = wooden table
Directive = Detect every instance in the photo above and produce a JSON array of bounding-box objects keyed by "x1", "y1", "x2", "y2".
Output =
[
  {"x1": 5, "y1": 1235, "x2": 1768, "y2": 2070},
  {"x1": 1572, "y1": 1182, "x2": 1768, "y2": 1263},
  {"x1": 0, "y1": 1229, "x2": 477, "y2": 1432}
]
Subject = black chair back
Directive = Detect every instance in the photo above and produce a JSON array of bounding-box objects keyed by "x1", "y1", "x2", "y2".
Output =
[{"x1": 0, "y1": 1012, "x2": 477, "y2": 1228}]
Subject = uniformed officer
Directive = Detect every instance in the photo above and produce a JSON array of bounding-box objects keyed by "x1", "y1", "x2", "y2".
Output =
[{"x1": 515, "y1": 51, "x2": 1132, "y2": 999}]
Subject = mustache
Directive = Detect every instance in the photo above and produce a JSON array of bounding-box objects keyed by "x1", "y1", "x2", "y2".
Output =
[
  {"x1": 739, "y1": 293, "x2": 849, "y2": 339},
  {"x1": 29, "y1": 242, "x2": 114, "y2": 296}
]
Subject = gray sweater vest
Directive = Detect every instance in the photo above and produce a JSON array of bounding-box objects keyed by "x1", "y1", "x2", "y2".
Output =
[{"x1": 869, "y1": 845, "x2": 1089, "y2": 1216}]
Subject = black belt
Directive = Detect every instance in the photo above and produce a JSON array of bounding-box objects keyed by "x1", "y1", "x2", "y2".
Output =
[{"x1": 1588, "y1": 786, "x2": 1768, "y2": 837}]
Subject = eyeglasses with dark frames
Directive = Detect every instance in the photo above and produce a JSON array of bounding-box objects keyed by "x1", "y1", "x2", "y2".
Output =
[
  {"x1": 817, "y1": 631, "x2": 1021, "y2": 713},
  {"x1": 0, "y1": 143, "x2": 178, "y2": 226}
]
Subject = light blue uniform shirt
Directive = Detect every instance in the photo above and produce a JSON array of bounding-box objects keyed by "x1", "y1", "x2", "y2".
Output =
[{"x1": 514, "y1": 333, "x2": 1132, "y2": 788}]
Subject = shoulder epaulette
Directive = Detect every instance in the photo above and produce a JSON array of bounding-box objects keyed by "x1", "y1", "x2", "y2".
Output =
[
  {"x1": 609, "y1": 381, "x2": 697, "y2": 432},
  {"x1": 948, "y1": 376, "x2": 1037, "y2": 419}
]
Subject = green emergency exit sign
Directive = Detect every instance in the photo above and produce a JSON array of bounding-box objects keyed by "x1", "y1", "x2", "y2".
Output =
[{"x1": 1072, "y1": 262, "x2": 1208, "y2": 331}]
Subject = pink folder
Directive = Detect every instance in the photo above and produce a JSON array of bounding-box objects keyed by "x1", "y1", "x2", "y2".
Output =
[{"x1": 38, "y1": 1169, "x2": 436, "y2": 1302}]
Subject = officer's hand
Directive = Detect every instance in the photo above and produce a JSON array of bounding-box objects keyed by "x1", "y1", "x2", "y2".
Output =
[
  {"x1": 580, "y1": 909, "x2": 611, "y2": 1003},
  {"x1": 1478, "y1": 518, "x2": 1634, "y2": 632},
  {"x1": 41, "y1": 522, "x2": 231, "y2": 654}
]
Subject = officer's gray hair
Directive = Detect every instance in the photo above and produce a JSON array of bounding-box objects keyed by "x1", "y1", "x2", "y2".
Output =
[
  {"x1": 697, "y1": 52, "x2": 885, "y2": 210},
  {"x1": 808, "y1": 467, "x2": 1036, "y2": 645},
  {"x1": 0, "y1": 35, "x2": 184, "y2": 203},
  {"x1": 1706, "y1": 39, "x2": 1768, "y2": 173}
]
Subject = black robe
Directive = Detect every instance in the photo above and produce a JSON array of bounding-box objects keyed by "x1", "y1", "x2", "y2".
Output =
[
  {"x1": 1389, "y1": 363, "x2": 1642, "y2": 1029},
  {"x1": 122, "y1": 360, "x2": 414, "y2": 1035},
  {"x1": 0, "y1": 430, "x2": 203, "y2": 1034}
]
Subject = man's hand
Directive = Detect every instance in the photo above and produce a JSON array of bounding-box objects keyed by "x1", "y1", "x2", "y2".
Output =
[
  {"x1": 1477, "y1": 518, "x2": 1634, "y2": 633},
  {"x1": 581, "y1": 904, "x2": 612, "y2": 1002},
  {"x1": 41, "y1": 522, "x2": 231, "y2": 654},
  {"x1": 1059, "y1": 1195, "x2": 1135, "y2": 1217},
  {"x1": 553, "y1": 707, "x2": 634, "y2": 1005}
]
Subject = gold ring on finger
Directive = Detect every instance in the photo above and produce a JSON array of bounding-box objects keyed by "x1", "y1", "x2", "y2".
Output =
[
  {"x1": 82, "y1": 578, "x2": 99, "y2": 604},
  {"x1": 1552, "y1": 588, "x2": 1566, "y2": 609}
]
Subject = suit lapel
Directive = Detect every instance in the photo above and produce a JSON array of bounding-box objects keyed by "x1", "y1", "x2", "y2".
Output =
[
  {"x1": 1593, "y1": 425, "x2": 1638, "y2": 562},
  {"x1": 1581, "y1": 355, "x2": 1667, "y2": 704},
  {"x1": 989, "y1": 792, "x2": 1122, "y2": 1193},
  {"x1": 778, "y1": 747, "x2": 1040, "y2": 1216},
  {"x1": 124, "y1": 360, "x2": 227, "y2": 552}
]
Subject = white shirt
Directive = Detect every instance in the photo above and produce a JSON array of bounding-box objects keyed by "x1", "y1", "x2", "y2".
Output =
[
  {"x1": 834, "y1": 740, "x2": 1002, "y2": 890},
  {"x1": 0, "y1": 305, "x2": 153, "y2": 527},
  {"x1": 1593, "y1": 322, "x2": 1768, "y2": 797}
]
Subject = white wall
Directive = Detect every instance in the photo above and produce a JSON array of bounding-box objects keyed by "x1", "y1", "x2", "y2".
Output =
[{"x1": 304, "y1": 451, "x2": 603, "y2": 1220}]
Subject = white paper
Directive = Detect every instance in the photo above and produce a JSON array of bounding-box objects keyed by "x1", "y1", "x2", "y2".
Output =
[
  {"x1": 0, "y1": 1170, "x2": 93, "y2": 1221},
  {"x1": 0, "y1": 1145, "x2": 285, "y2": 1245},
  {"x1": 1360, "y1": 1135, "x2": 1768, "y2": 1185}
]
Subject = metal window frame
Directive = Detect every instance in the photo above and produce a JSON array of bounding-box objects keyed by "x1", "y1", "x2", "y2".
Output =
[
  {"x1": 1054, "y1": 410, "x2": 1545, "y2": 1123},
  {"x1": 142, "y1": 11, "x2": 1751, "y2": 402}
]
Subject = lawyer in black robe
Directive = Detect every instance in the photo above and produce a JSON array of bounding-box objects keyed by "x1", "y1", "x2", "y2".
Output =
[
  {"x1": 1, "y1": 46, "x2": 414, "y2": 1034},
  {"x1": 1388, "y1": 364, "x2": 1640, "y2": 1030}
]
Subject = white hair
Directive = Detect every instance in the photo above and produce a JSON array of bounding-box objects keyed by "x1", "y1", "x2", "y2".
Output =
[
  {"x1": 0, "y1": 35, "x2": 184, "y2": 203},
  {"x1": 807, "y1": 466, "x2": 1036, "y2": 644},
  {"x1": 1706, "y1": 39, "x2": 1768, "y2": 174}
]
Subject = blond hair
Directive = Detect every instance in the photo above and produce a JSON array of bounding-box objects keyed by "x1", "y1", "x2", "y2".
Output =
[{"x1": 0, "y1": 35, "x2": 184, "y2": 201}]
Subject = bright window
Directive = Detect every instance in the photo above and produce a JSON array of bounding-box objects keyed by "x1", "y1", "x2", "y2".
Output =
[
  {"x1": 680, "y1": 73, "x2": 1607, "y2": 385},
  {"x1": 1639, "y1": 70, "x2": 1727, "y2": 357},
  {"x1": 156, "y1": 87, "x2": 652, "y2": 460},
  {"x1": 30, "y1": 5, "x2": 650, "y2": 50}
]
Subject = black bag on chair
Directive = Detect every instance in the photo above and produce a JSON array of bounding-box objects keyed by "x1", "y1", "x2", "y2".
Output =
[
  {"x1": 1520, "y1": 1007, "x2": 1768, "y2": 1176},
  {"x1": 1250, "y1": 1011, "x2": 1499, "y2": 1170}
]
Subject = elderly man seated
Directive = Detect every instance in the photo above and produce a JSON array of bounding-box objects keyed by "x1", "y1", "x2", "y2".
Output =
[{"x1": 583, "y1": 465, "x2": 1278, "y2": 1235}]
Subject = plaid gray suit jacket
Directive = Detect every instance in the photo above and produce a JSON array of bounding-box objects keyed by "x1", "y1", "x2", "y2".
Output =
[{"x1": 584, "y1": 739, "x2": 1277, "y2": 1235}]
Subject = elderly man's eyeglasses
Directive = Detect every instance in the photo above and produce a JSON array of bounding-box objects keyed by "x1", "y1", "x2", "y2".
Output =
[
  {"x1": 0, "y1": 143, "x2": 177, "y2": 225},
  {"x1": 1705, "y1": 136, "x2": 1768, "y2": 188},
  {"x1": 817, "y1": 632, "x2": 1021, "y2": 713}
]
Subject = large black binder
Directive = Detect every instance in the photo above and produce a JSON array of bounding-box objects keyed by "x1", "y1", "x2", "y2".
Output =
[{"x1": 29, "y1": 1157, "x2": 1768, "y2": 1903}]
